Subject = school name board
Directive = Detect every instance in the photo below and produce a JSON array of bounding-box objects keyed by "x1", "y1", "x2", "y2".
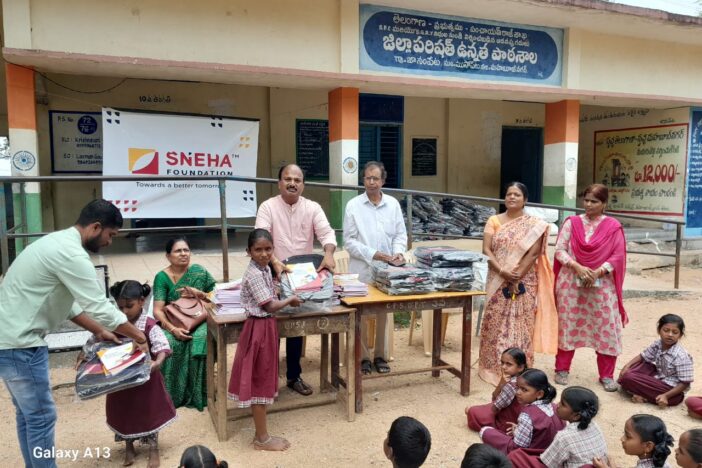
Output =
[
  {"x1": 50, "y1": 111, "x2": 103, "y2": 173},
  {"x1": 686, "y1": 110, "x2": 702, "y2": 229},
  {"x1": 594, "y1": 124, "x2": 688, "y2": 217},
  {"x1": 360, "y1": 5, "x2": 563, "y2": 85}
]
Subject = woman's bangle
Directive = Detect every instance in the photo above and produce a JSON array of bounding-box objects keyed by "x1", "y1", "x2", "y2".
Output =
[{"x1": 135, "y1": 338, "x2": 147, "y2": 345}]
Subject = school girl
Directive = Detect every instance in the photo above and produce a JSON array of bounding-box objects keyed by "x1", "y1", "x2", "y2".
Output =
[
  {"x1": 106, "y1": 280, "x2": 176, "y2": 467},
  {"x1": 467, "y1": 347, "x2": 527, "y2": 432},
  {"x1": 675, "y1": 429, "x2": 702, "y2": 468},
  {"x1": 508, "y1": 386, "x2": 607, "y2": 467},
  {"x1": 593, "y1": 414, "x2": 674, "y2": 468},
  {"x1": 480, "y1": 369, "x2": 565, "y2": 455},
  {"x1": 618, "y1": 314, "x2": 693, "y2": 407},
  {"x1": 227, "y1": 229, "x2": 302, "y2": 452}
]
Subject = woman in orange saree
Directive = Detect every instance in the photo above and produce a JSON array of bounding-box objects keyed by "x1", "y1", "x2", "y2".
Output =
[{"x1": 478, "y1": 183, "x2": 558, "y2": 386}]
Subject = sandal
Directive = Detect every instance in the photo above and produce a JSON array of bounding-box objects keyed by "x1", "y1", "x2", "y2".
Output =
[
  {"x1": 361, "y1": 359, "x2": 372, "y2": 375},
  {"x1": 287, "y1": 378, "x2": 313, "y2": 396},
  {"x1": 374, "y1": 357, "x2": 391, "y2": 374}
]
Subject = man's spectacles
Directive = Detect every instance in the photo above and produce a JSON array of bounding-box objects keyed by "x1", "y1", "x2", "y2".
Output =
[{"x1": 364, "y1": 176, "x2": 382, "y2": 182}]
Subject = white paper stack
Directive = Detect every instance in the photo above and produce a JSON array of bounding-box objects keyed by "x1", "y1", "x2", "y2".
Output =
[
  {"x1": 333, "y1": 274, "x2": 368, "y2": 297},
  {"x1": 213, "y1": 280, "x2": 246, "y2": 318}
]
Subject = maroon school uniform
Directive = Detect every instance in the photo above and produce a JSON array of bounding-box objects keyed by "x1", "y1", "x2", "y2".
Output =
[
  {"x1": 481, "y1": 401, "x2": 565, "y2": 455},
  {"x1": 106, "y1": 315, "x2": 176, "y2": 440},
  {"x1": 467, "y1": 377, "x2": 523, "y2": 432},
  {"x1": 618, "y1": 340, "x2": 693, "y2": 407},
  {"x1": 227, "y1": 261, "x2": 279, "y2": 407}
]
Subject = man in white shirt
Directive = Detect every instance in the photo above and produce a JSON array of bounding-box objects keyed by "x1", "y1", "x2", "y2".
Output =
[{"x1": 343, "y1": 161, "x2": 407, "y2": 374}]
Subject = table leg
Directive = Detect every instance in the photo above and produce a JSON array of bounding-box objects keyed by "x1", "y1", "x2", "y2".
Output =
[
  {"x1": 355, "y1": 308, "x2": 363, "y2": 413},
  {"x1": 347, "y1": 312, "x2": 356, "y2": 421},
  {"x1": 206, "y1": 327, "x2": 215, "y2": 410},
  {"x1": 331, "y1": 333, "x2": 340, "y2": 388},
  {"x1": 320, "y1": 333, "x2": 329, "y2": 392},
  {"x1": 431, "y1": 309, "x2": 441, "y2": 377},
  {"x1": 461, "y1": 298, "x2": 473, "y2": 395},
  {"x1": 216, "y1": 328, "x2": 228, "y2": 441}
]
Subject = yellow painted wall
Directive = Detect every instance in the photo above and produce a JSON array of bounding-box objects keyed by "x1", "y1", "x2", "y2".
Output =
[
  {"x1": 403, "y1": 97, "x2": 448, "y2": 193},
  {"x1": 38, "y1": 74, "x2": 271, "y2": 229},
  {"x1": 576, "y1": 30, "x2": 702, "y2": 99},
  {"x1": 27, "y1": 0, "x2": 341, "y2": 72},
  {"x1": 268, "y1": 87, "x2": 332, "y2": 210},
  {"x1": 447, "y1": 99, "x2": 544, "y2": 198}
]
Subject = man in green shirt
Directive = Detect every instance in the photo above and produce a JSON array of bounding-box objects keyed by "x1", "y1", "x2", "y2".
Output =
[{"x1": 0, "y1": 199, "x2": 149, "y2": 468}]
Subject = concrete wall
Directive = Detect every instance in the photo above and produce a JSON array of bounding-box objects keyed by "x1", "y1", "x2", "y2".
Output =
[
  {"x1": 447, "y1": 99, "x2": 544, "y2": 197},
  {"x1": 574, "y1": 29, "x2": 702, "y2": 99},
  {"x1": 26, "y1": 0, "x2": 341, "y2": 72},
  {"x1": 38, "y1": 74, "x2": 271, "y2": 229}
]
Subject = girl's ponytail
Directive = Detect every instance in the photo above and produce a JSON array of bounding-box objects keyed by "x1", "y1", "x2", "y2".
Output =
[
  {"x1": 520, "y1": 369, "x2": 557, "y2": 403},
  {"x1": 651, "y1": 429, "x2": 674, "y2": 468},
  {"x1": 630, "y1": 414, "x2": 673, "y2": 468},
  {"x1": 561, "y1": 386, "x2": 599, "y2": 430}
]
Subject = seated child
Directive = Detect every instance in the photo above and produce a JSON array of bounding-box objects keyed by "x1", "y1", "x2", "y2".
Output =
[
  {"x1": 467, "y1": 348, "x2": 526, "y2": 432},
  {"x1": 90, "y1": 280, "x2": 177, "y2": 468},
  {"x1": 685, "y1": 396, "x2": 702, "y2": 420},
  {"x1": 675, "y1": 429, "x2": 702, "y2": 468},
  {"x1": 619, "y1": 314, "x2": 693, "y2": 407},
  {"x1": 593, "y1": 414, "x2": 674, "y2": 468},
  {"x1": 384, "y1": 416, "x2": 431, "y2": 468},
  {"x1": 179, "y1": 445, "x2": 228, "y2": 468},
  {"x1": 461, "y1": 443, "x2": 512, "y2": 468},
  {"x1": 480, "y1": 369, "x2": 565, "y2": 455},
  {"x1": 508, "y1": 386, "x2": 607, "y2": 468}
]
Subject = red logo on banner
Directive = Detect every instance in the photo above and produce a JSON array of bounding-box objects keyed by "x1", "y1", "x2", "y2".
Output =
[{"x1": 128, "y1": 148, "x2": 159, "y2": 175}]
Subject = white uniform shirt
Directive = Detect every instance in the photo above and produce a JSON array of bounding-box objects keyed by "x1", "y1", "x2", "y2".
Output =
[{"x1": 343, "y1": 192, "x2": 407, "y2": 283}]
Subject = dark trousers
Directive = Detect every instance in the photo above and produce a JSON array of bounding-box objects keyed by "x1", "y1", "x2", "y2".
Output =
[{"x1": 286, "y1": 336, "x2": 303, "y2": 381}]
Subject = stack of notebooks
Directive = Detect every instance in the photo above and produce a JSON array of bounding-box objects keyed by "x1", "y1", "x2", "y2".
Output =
[
  {"x1": 281, "y1": 263, "x2": 334, "y2": 303},
  {"x1": 213, "y1": 280, "x2": 245, "y2": 319},
  {"x1": 97, "y1": 341, "x2": 146, "y2": 376},
  {"x1": 333, "y1": 274, "x2": 368, "y2": 304}
]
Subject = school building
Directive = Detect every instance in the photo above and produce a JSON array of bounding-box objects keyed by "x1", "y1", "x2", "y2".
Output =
[{"x1": 2, "y1": 0, "x2": 702, "y2": 243}]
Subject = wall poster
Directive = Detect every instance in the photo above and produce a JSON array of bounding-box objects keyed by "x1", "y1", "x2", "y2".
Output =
[
  {"x1": 594, "y1": 124, "x2": 688, "y2": 217},
  {"x1": 50, "y1": 111, "x2": 103, "y2": 173}
]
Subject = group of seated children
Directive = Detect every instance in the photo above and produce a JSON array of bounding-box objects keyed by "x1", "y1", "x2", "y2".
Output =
[{"x1": 463, "y1": 313, "x2": 700, "y2": 467}]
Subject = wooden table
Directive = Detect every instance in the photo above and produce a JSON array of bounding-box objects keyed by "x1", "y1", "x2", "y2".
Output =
[
  {"x1": 206, "y1": 305, "x2": 356, "y2": 441},
  {"x1": 341, "y1": 286, "x2": 484, "y2": 413}
]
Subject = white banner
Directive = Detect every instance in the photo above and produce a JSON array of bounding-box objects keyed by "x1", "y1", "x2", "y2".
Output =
[{"x1": 102, "y1": 108, "x2": 258, "y2": 218}]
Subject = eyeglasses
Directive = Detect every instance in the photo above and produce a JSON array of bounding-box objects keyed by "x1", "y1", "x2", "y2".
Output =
[{"x1": 364, "y1": 176, "x2": 382, "y2": 182}]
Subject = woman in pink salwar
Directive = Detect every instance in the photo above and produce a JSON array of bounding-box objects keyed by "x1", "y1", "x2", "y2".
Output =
[
  {"x1": 553, "y1": 183, "x2": 628, "y2": 392},
  {"x1": 478, "y1": 183, "x2": 558, "y2": 386}
]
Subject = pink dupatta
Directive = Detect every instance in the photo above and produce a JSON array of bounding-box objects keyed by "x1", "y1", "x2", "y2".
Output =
[{"x1": 553, "y1": 215, "x2": 628, "y2": 326}]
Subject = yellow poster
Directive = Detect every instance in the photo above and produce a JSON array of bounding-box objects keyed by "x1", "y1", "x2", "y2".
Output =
[{"x1": 594, "y1": 124, "x2": 688, "y2": 217}]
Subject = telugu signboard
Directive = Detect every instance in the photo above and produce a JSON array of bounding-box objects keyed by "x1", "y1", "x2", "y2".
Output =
[
  {"x1": 50, "y1": 111, "x2": 103, "y2": 173},
  {"x1": 102, "y1": 108, "x2": 259, "y2": 218},
  {"x1": 594, "y1": 124, "x2": 688, "y2": 217},
  {"x1": 360, "y1": 4, "x2": 563, "y2": 85},
  {"x1": 686, "y1": 110, "x2": 702, "y2": 230}
]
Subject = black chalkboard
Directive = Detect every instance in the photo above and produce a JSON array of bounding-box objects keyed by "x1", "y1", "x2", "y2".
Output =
[
  {"x1": 411, "y1": 138, "x2": 437, "y2": 176},
  {"x1": 296, "y1": 119, "x2": 329, "y2": 180},
  {"x1": 686, "y1": 110, "x2": 702, "y2": 228}
]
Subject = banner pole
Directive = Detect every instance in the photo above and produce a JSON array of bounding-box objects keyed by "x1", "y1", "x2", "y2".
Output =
[{"x1": 218, "y1": 179, "x2": 229, "y2": 282}]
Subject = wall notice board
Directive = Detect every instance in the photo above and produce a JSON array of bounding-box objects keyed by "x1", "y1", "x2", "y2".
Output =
[
  {"x1": 686, "y1": 110, "x2": 702, "y2": 230},
  {"x1": 411, "y1": 138, "x2": 437, "y2": 176},
  {"x1": 296, "y1": 119, "x2": 329, "y2": 180}
]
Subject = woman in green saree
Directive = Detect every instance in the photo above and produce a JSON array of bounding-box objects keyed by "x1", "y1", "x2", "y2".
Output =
[{"x1": 152, "y1": 237, "x2": 216, "y2": 411}]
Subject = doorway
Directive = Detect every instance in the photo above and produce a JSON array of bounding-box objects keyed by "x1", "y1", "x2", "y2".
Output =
[{"x1": 500, "y1": 127, "x2": 543, "y2": 202}]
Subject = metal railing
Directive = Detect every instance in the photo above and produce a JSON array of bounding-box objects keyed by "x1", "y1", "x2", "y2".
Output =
[{"x1": 0, "y1": 174, "x2": 686, "y2": 288}]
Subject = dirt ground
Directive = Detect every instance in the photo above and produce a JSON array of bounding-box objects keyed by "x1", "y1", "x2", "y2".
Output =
[{"x1": 1, "y1": 266, "x2": 701, "y2": 468}]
